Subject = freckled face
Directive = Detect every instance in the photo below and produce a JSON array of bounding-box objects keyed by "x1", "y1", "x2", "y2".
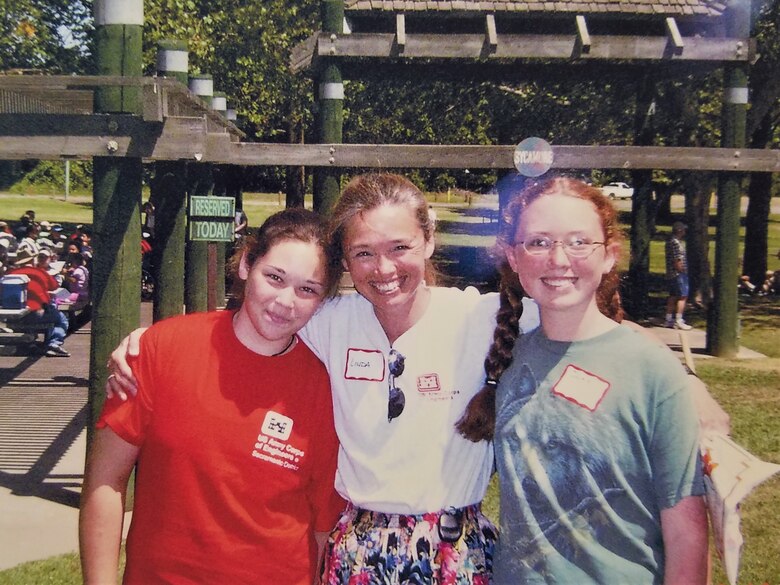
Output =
[
  {"x1": 234, "y1": 239, "x2": 326, "y2": 353},
  {"x1": 342, "y1": 204, "x2": 434, "y2": 319},
  {"x1": 505, "y1": 194, "x2": 617, "y2": 322}
]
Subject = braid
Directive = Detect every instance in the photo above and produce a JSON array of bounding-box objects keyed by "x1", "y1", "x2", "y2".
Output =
[
  {"x1": 456, "y1": 262, "x2": 525, "y2": 442},
  {"x1": 597, "y1": 268, "x2": 624, "y2": 322}
]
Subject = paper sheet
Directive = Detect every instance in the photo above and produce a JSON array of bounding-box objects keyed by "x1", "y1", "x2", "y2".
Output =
[{"x1": 700, "y1": 433, "x2": 780, "y2": 585}]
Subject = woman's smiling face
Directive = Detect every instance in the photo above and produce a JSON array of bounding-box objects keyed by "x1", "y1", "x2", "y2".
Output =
[
  {"x1": 505, "y1": 193, "x2": 617, "y2": 322},
  {"x1": 342, "y1": 203, "x2": 434, "y2": 319}
]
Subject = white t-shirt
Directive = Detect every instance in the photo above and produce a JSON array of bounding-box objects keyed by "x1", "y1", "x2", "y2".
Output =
[{"x1": 301, "y1": 286, "x2": 540, "y2": 514}]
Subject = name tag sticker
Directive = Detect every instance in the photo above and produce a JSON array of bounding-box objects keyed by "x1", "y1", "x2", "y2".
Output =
[
  {"x1": 344, "y1": 348, "x2": 385, "y2": 381},
  {"x1": 552, "y1": 364, "x2": 610, "y2": 411},
  {"x1": 417, "y1": 374, "x2": 440, "y2": 393}
]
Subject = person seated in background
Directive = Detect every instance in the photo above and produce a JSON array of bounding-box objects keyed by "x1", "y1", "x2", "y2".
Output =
[
  {"x1": 0, "y1": 238, "x2": 10, "y2": 278},
  {"x1": 0, "y1": 221, "x2": 17, "y2": 253},
  {"x1": 6, "y1": 249, "x2": 71, "y2": 357},
  {"x1": 142, "y1": 201, "x2": 156, "y2": 241},
  {"x1": 35, "y1": 249, "x2": 62, "y2": 285},
  {"x1": 12, "y1": 212, "x2": 33, "y2": 241},
  {"x1": 62, "y1": 251, "x2": 90, "y2": 311},
  {"x1": 761, "y1": 269, "x2": 779, "y2": 295},
  {"x1": 65, "y1": 240, "x2": 84, "y2": 260},
  {"x1": 79, "y1": 226, "x2": 93, "y2": 258},
  {"x1": 48, "y1": 224, "x2": 66, "y2": 257},
  {"x1": 17, "y1": 223, "x2": 42, "y2": 257}
]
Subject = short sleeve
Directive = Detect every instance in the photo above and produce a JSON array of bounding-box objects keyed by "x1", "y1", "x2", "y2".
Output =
[
  {"x1": 307, "y1": 374, "x2": 346, "y2": 531},
  {"x1": 650, "y1": 364, "x2": 705, "y2": 509},
  {"x1": 96, "y1": 331, "x2": 158, "y2": 446}
]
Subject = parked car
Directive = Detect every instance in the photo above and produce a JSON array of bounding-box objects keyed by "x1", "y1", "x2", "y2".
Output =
[{"x1": 599, "y1": 182, "x2": 634, "y2": 200}]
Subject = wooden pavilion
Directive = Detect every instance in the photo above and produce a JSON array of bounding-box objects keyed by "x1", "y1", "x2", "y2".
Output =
[{"x1": 0, "y1": 0, "x2": 773, "y2": 418}]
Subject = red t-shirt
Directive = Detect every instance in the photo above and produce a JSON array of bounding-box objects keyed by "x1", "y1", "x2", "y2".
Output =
[
  {"x1": 98, "y1": 311, "x2": 344, "y2": 585},
  {"x1": 8, "y1": 266, "x2": 57, "y2": 311}
]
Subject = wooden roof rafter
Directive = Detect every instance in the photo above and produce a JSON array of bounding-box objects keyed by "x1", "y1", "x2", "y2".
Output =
[
  {"x1": 291, "y1": 30, "x2": 753, "y2": 74},
  {"x1": 0, "y1": 76, "x2": 243, "y2": 138}
]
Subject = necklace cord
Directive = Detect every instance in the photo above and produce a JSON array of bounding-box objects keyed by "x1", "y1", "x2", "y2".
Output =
[{"x1": 271, "y1": 335, "x2": 296, "y2": 357}]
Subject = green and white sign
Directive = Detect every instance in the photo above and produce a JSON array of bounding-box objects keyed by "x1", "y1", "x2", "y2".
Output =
[{"x1": 188, "y1": 195, "x2": 235, "y2": 242}]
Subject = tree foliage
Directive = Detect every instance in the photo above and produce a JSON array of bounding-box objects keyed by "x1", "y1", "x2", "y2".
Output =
[
  {"x1": 0, "y1": 0, "x2": 92, "y2": 73},
  {"x1": 742, "y1": 0, "x2": 780, "y2": 285}
]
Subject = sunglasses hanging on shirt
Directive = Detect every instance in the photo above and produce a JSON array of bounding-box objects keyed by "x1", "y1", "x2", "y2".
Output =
[{"x1": 387, "y1": 349, "x2": 406, "y2": 422}]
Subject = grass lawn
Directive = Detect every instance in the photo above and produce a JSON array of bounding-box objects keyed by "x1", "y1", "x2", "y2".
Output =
[{"x1": 0, "y1": 189, "x2": 778, "y2": 584}]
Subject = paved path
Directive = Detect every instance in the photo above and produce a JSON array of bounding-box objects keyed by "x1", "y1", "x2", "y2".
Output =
[
  {"x1": 0, "y1": 306, "x2": 149, "y2": 571},
  {"x1": 0, "y1": 306, "x2": 764, "y2": 572}
]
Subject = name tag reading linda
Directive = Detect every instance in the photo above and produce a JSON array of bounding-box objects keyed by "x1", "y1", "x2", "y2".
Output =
[
  {"x1": 552, "y1": 364, "x2": 610, "y2": 411},
  {"x1": 344, "y1": 348, "x2": 385, "y2": 381}
]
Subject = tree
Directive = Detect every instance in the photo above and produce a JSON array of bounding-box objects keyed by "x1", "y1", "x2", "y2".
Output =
[
  {"x1": 143, "y1": 0, "x2": 319, "y2": 192},
  {"x1": 742, "y1": 0, "x2": 780, "y2": 287},
  {"x1": 0, "y1": 0, "x2": 92, "y2": 73}
]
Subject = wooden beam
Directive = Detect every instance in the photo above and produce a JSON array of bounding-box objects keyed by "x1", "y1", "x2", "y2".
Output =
[
  {"x1": 336, "y1": 60, "x2": 723, "y2": 84},
  {"x1": 313, "y1": 33, "x2": 750, "y2": 64},
  {"x1": 576, "y1": 15, "x2": 591, "y2": 54},
  {"x1": 665, "y1": 17, "x2": 684, "y2": 55},
  {"x1": 396, "y1": 13, "x2": 406, "y2": 51},
  {"x1": 485, "y1": 14, "x2": 498, "y2": 50},
  {"x1": 0, "y1": 128, "x2": 777, "y2": 173}
]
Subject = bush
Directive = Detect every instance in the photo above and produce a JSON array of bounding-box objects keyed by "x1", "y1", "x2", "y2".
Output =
[{"x1": 12, "y1": 160, "x2": 93, "y2": 193}]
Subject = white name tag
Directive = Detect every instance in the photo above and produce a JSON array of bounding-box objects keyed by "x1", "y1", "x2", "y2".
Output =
[
  {"x1": 344, "y1": 348, "x2": 385, "y2": 381},
  {"x1": 552, "y1": 364, "x2": 610, "y2": 411}
]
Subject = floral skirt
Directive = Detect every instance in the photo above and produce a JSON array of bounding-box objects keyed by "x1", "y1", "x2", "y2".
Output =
[{"x1": 319, "y1": 503, "x2": 496, "y2": 585}]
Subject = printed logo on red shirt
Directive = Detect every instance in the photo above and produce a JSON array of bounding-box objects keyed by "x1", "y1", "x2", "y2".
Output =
[
  {"x1": 252, "y1": 410, "x2": 305, "y2": 471},
  {"x1": 261, "y1": 410, "x2": 293, "y2": 440}
]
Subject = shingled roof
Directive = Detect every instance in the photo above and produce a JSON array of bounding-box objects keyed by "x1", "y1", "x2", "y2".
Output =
[{"x1": 344, "y1": 0, "x2": 728, "y2": 18}]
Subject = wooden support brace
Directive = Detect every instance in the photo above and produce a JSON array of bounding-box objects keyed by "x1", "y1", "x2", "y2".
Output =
[
  {"x1": 396, "y1": 13, "x2": 406, "y2": 50},
  {"x1": 665, "y1": 17, "x2": 684, "y2": 54},
  {"x1": 576, "y1": 15, "x2": 591, "y2": 54},
  {"x1": 486, "y1": 14, "x2": 498, "y2": 49}
]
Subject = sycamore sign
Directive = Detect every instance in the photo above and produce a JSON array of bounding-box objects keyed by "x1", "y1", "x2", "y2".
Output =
[{"x1": 189, "y1": 195, "x2": 236, "y2": 242}]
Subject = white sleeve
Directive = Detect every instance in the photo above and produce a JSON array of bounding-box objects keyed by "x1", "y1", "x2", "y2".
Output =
[{"x1": 519, "y1": 297, "x2": 540, "y2": 333}]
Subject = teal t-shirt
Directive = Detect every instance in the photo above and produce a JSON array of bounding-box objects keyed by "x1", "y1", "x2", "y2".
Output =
[{"x1": 494, "y1": 324, "x2": 704, "y2": 585}]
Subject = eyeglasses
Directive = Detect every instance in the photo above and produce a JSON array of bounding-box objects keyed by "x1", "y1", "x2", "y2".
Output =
[
  {"x1": 387, "y1": 349, "x2": 406, "y2": 422},
  {"x1": 519, "y1": 236, "x2": 605, "y2": 258}
]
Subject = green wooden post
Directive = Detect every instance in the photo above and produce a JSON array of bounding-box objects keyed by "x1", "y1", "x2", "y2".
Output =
[
  {"x1": 627, "y1": 76, "x2": 656, "y2": 321},
  {"x1": 212, "y1": 91, "x2": 228, "y2": 308},
  {"x1": 88, "y1": 0, "x2": 144, "y2": 439},
  {"x1": 708, "y1": 5, "x2": 750, "y2": 357},
  {"x1": 314, "y1": 0, "x2": 344, "y2": 215},
  {"x1": 185, "y1": 74, "x2": 213, "y2": 313},
  {"x1": 151, "y1": 40, "x2": 189, "y2": 322}
]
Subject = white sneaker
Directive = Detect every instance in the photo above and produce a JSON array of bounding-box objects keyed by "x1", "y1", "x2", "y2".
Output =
[
  {"x1": 674, "y1": 320, "x2": 692, "y2": 331},
  {"x1": 664, "y1": 320, "x2": 675, "y2": 329}
]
